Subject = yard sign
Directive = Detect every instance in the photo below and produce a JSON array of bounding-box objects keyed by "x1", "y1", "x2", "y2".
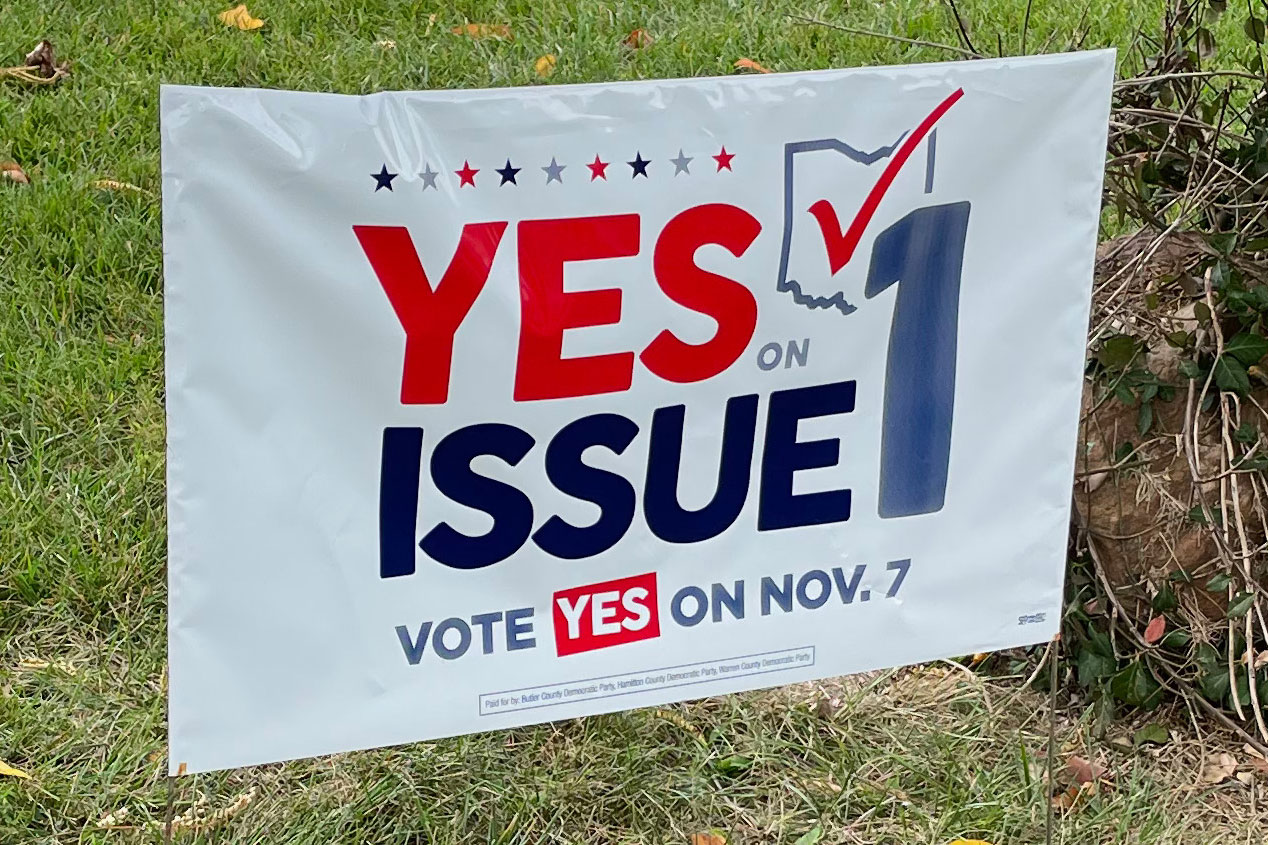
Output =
[{"x1": 161, "y1": 51, "x2": 1114, "y2": 774}]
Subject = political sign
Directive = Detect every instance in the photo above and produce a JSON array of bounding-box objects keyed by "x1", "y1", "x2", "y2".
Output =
[{"x1": 161, "y1": 50, "x2": 1114, "y2": 774}]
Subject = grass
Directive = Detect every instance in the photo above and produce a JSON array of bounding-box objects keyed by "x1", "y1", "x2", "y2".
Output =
[{"x1": 3, "y1": 0, "x2": 1266, "y2": 842}]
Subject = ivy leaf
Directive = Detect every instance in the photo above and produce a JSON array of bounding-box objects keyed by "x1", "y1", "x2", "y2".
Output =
[
  {"x1": 1215, "y1": 356, "x2": 1251, "y2": 395},
  {"x1": 1133, "y1": 723, "x2": 1170, "y2": 746},
  {"x1": 1224, "y1": 332, "x2": 1268, "y2": 365},
  {"x1": 1235, "y1": 423, "x2": 1259, "y2": 444},
  {"x1": 1227, "y1": 591, "x2": 1255, "y2": 618},
  {"x1": 1189, "y1": 505, "x2": 1211, "y2": 526},
  {"x1": 793, "y1": 826, "x2": 824, "y2": 845},
  {"x1": 1178, "y1": 359, "x2": 1202, "y2": 379},
  {"x1": 1098, "y1": 335, "x2": 1141, "y2": 370},
  {"x1": 1110, "y1": 661, "x2": 1163, "y2": 708},
  {"x1": 1206, "y1": 572, "x2": 1232, "y2": 591},
  {"x1": 1166, "y1": 330, "x2": 1191, "y2": 348},
  {"x1": 711, "y1": 754, "x2": 753, "y2": 775},
  {"x1": 1077, "y1": 648, "x2": 1117, "y2": 685},
  {"x1": 1201, "y1": 665, "x2": 1231, "y2": 701},
  {"x1": 1152, "y1": 583, "x2": 1178, "y2": 612},
  {"x1": 1247, "y1": 16, "x2": 1267, "y2": 43},
  {"x1": 1137, "y1": 401, "x2": 1154, "y2": 435},
  {"x1": 1195, "y1": 301, "x2": 1213, "y2": 325},
  {"x1": 1160, "y1": 629, "x2": 1191, "y2": 648}
]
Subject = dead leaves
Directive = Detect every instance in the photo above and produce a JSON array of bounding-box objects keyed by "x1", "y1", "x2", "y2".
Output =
[
  {"x1": 534, "y1": 54, "x2": 557, "y2": 79},
  {"x1": 734, "y1": 58, "x2": 772, "y2": 74},
  {"x1": 1201, "y1": 752, "x2": 1238, "y2": 784},
  {"x1": 452, "y1": 23, "x2": 512, "y2": 40},
  {"x1": 690, "y1": 832, "x2": 727, "y2": 845},
  {"x1": 1051, "y1": 754, "x2": 1111, "y2": 811},
  {"x1": 0, "y1": 760, "x2": 31, "y2": 779},
  {"x1": 91, "y1": 179, "x2": 152, "y2": 197},
  {"x1": 624, "y1": 28, "x2": 653, "y2": 49},
  {"x1": 2, "y1": 40, "x2": 70, "y2": 86},
  {"x1": 1143, "y1": 615, "x2": 1166, "y2": 644},
  {"x1": 1, "y1": 161, "x2": 29, "y2": 184},
  {"x1": 98, "y1": 788, "x2": 257, "y2": 833},
  {"x1": 218, "y1": 4, "x2": 265, "y2": 31}
]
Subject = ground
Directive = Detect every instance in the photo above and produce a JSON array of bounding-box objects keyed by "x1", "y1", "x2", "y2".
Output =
[{"x1": 2, "y1": 1, "x2": 1265, "y2": 842}]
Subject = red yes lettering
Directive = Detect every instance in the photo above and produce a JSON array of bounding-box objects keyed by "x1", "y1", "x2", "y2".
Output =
[{"x1": 353, "y1": 222, "x2": 507, "y2": 404}]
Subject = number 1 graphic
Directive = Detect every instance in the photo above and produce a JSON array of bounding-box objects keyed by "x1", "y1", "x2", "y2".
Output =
[{"x1": 864, "y1": 201, "x2": 971, "y2": 518}]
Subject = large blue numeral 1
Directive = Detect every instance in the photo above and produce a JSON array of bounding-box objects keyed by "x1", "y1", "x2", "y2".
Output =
[{"x1": 864, "y1": 202, "x2": 970, "y2": 518}]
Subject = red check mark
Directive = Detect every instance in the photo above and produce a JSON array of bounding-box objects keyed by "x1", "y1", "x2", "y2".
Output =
[{"x1": 807, "y1": 87, "x2": 965, "y2": 275}]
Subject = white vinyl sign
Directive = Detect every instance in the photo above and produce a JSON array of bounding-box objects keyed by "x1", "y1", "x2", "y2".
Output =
[{"x1": 161, "y1": 51, "x2": 1113, "y2": 774}]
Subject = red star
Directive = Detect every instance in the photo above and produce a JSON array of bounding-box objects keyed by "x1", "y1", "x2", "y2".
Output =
[
  {"x1": 713, "y1": 146, "x2": 735, "y2": 172},
  {"x1": 455, "y1": 160, "x2": 479, "y2": 187},
  {"x1": 587, "y1": 155, "x2": 610, "y2": 181}
]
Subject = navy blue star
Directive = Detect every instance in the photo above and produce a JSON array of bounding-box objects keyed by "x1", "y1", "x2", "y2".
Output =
[
  {"x1": 496, "y1": 158, "x2": 521, "y2": 186},
  {"x1": 628, "y1": 152, "x2": 651, "y2": 178},
  {"x1": 372, "y1": 164, "x2": 397, "y2": 192}
]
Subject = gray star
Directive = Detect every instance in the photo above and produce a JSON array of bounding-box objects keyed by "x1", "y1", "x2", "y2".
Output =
[
  {"x1": 671, "y1": 149, "x2": 693, "y2": 176},
  {"x1": 542, "y1": 157, "x2": 566, "y2": 184},
  {"x1": 420, "y1": 164, "x2": 439, "y2": 191}
]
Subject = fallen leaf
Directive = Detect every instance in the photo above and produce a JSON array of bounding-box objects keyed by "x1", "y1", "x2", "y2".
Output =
[
  {"x1": 534, "y1": 54, "x2": 557, "y2": 78},
  {"x1": 1133, "y1": 723, "x2": 1170, "y2": 746},
  {"x1": 734, "y1": 57, "x2": 771, "y2": 73},
  {"x1": 1051, "y1": 781, "x2": 1097, "y2": 810},
  {"x1": 690, "y1": 832, "x2": 727, "y2": 845},
  {"x1": 624, "y1": 28, "x2": 653, "y2": 49},
  {"x1": 1143, "y1": 615, "x2": 1166, "y2": 644},
  {"x1": 22, "y1": 40, "x2": 69, "y2": 80},
  {"x1": 1, "y1": 161, "x2": 29, "y2": 184},
  {"x1": 1248, "y1": 756, "x2": 1268, "y2": 775},
  {"x1": 1065, "y1": 754, "x2": 1108, "y2": 784},
  {"x1": 1236, "y1": 771, "x2": 1255, "y2": 786},
  {"x1": 452, "y1": 23, "x2": 512, "y2": 40},
  {"x1": 969, "y1": 652, "x2": 988, "y2": 666},
  {"x1": 0, "y1": 760, "x2": 30, "y2": 779},
  {"x1": 1201, "y1": 752, "x2": 1237, "y2": 784},
  {"x1": 218, "y1": 4, "x2": 265, "y2": 31}
]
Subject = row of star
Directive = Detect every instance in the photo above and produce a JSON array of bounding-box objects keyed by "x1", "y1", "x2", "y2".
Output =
[{"x1": 372, "y1": 146, "x2": 736, "y2": 191}]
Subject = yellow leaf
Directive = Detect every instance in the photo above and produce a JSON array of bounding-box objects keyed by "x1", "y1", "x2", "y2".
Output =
[
  {"x1": 534, "y1": 54, "x2": 557, "y2": 78},
  {"x1": 92, "y1": 179, "x2": 150, "y2": 196},
  {"x1": 690, "y1": 833, "x2": 727, "y2": 845},
  {"x1": 0, "y1": 760, "x2": 30, "y2": 779},
  {"x1": 733, "y1": 57, "x2": 772, "y2": 73},
  {"x1": 218, "y1": 4, "x2": 265, "y2": 31},
  {"x1": 452, "y1": 23, "x2": 512, "y2": 40}
]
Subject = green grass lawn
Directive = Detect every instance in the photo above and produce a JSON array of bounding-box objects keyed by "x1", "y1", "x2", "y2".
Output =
[{"x1": 4, "y1": 1, "x2": 1266, "y2": 842}]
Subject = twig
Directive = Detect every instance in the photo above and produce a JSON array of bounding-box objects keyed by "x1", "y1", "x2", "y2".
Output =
[
  {"x1": 1021, "y1": 0, "x2": 1035, "y2": 54},
  {"x1": 0, "y1": 65, "x2": 69, "y2": 85},
  {"x1": 941, "y1": 0, "x2": 981, "y2": 57},
  {"x1": 788, "y1": 15, "x2": 982, "y2": 59}
]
